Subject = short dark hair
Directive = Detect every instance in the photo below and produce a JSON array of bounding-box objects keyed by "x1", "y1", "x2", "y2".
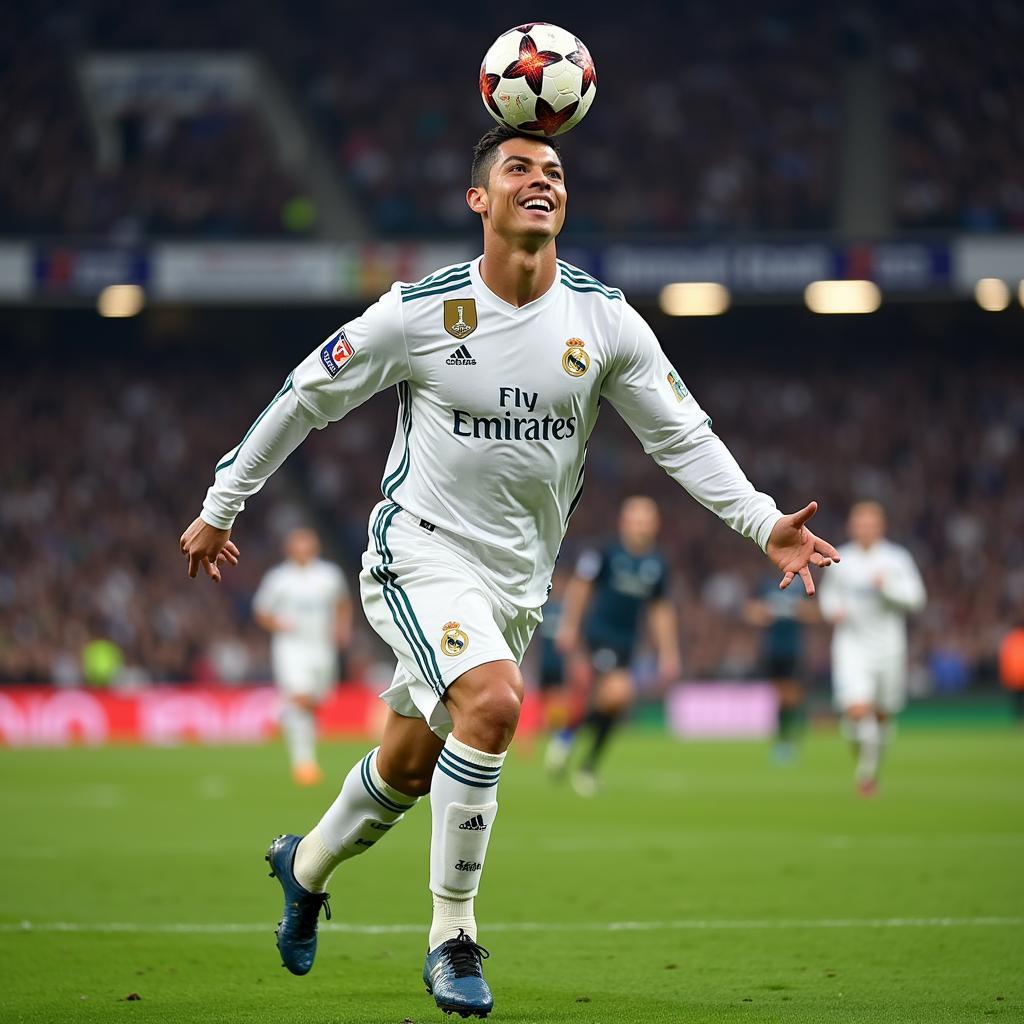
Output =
[{"x1": 470, "y1": 125, "x2": 561, "y2": 189}]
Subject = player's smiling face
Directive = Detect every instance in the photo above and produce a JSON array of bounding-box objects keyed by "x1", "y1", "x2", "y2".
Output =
[{"x1": 470, "y1": 139, "x2": 566, "y2": 245}]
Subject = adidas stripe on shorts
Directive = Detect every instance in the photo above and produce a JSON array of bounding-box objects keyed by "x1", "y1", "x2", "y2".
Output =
[{"x1": 360, "y1": 499, "x2": 542, "y2": 737}]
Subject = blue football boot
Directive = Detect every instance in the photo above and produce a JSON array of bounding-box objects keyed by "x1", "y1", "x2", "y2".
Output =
[
  {"x1": 423, "y1": 928, "x2": 493, "y2": 1018},
  {"x1": 265, "y1": 834, "x2": 331, "y2": 976}
]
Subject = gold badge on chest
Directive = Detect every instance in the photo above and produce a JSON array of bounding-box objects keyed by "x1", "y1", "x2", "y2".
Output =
[
  {"x1": 444, "y1": 299, "x2": 478, "y2": 340},
  {"x1": 561, "y1": 338, "x2": 590, "y2": 377}
]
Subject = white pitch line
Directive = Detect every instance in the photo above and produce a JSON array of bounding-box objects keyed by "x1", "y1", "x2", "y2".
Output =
[{"x1": 1, "y1": 917, "x2": 1021, "y2": 936}]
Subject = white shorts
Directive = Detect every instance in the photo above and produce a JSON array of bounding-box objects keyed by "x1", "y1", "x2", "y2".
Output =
[
  {"x1": 272, "y1": 649, "x2": 337, "y2": 700},
  {"x1": 831, "y1": 642, "x2": 908, "y2": 714},
  {"x1": 360, "y1": 500, "x2": 542, "y2": 738}
]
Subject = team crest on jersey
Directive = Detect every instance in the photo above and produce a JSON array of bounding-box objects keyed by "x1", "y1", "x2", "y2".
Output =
[
  {"x1": 667, "y1": 370, "x2": 689, "y2": 402},
  {"x1": 440, "y1": 621, "x2": 469, "y2": 657},
  {"x1": 443, "y1": 299, "x2": 478, "y2": 340},
  {"x1": 319, "y1": 329, "x2": 355, "y2": 378},
  {"x1": 562, "y1": 338, "x2": 590, "y2": 377}
]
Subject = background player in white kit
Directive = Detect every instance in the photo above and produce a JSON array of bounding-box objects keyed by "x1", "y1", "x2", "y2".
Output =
[
  {"x1": 179, "y1": 125, "x2": 840, "y2": 1018},
  {"x1": 253, "y1": 527, "x2": 352, "y2": 786},
  {"x1": 819, "y1": 501, "x2": 926, "y2": 796}
]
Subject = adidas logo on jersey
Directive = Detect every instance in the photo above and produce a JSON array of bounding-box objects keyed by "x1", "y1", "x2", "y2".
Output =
[
  {"x1": 458, "y1": 814, "x2": 487, "y2": 831},
  {"x1": 446, "y1": 344, "x2": 476, "y2": 366}
]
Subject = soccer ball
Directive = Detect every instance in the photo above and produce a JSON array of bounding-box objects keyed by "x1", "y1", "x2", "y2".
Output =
[{"x1": 479, "y1": 23, "x2": 597, "y2": 137}]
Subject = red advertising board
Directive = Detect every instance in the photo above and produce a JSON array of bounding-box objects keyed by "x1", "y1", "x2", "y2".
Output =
[
  {"x1": 0, "y1": 685, "x2": 545, "y2": 747},
  {"x1": 0, "y1": 685, "x2": 377, "y2": 747}
]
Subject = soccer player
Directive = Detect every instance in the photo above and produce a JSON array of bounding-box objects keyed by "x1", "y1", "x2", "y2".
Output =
[
  {"x1": 253, "y1": 527, "x2": 352, "y2": 786},
  {"x1": 179, "y1": 125, "x2": 839, "y2": 1018},
  {"x1": 819, "y1": 501, "x2": 926, "y2": 796},
  {"x1": 546, "y1": 496, "x2": 677, "y2": 795},
  {"x1": 743, "y1": 575, "x2": 816, "y2": 762}
]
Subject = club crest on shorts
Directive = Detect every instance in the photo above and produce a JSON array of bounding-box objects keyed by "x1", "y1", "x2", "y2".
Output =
[
  {"x1": 319, "y1": 329, "x2": 355, "y2": 378},
  {"x1": 443, "y1": 299, "x2": 478, "y2": 340},
  {"x1": 440, "y1": 621, "x2": 469, "y2": 657},
  {"x1": 562, "y1": 338, "x2": 590, "y2": 377}
]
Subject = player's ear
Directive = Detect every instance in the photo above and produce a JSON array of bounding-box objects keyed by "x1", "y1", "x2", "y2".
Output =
[{"x1": 466, "y1": 186, "x2": 488, "y2": 215}]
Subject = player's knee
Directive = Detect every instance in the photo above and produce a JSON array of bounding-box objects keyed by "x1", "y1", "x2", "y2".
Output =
[
  {"x1": 446, "y1": 664, "x2": 523, "y2": 752},
  {"x1": 468, "y1": 683, "x2": 522, "y2": 749}
]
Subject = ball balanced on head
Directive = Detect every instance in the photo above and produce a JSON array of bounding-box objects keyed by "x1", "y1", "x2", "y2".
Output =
[{"x1": 480, "y1": 22, "x2": 597, "y2": 137}]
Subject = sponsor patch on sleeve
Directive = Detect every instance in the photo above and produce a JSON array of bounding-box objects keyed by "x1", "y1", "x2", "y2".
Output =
[
  {"x1": 319, "y1": 329, "x2": 355, "y2": 378},
  {"x1": 667, "y1": 370, "x2": 689, "y2": 402}
]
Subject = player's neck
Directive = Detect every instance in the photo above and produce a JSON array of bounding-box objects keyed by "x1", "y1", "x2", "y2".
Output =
[{"x1": 479, "y1": 239, "x2": 557, "y2": 308}]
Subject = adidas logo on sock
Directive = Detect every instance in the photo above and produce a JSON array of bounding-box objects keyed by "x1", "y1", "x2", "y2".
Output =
[
  {"x1": 458, "y1": 814, "x2": 487, "y2": 831},
  {"x1": 446, "y1": 345, "x2": 476, "y2": 366}
]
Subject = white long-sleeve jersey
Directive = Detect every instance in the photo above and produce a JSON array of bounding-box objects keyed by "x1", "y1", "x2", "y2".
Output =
[
  {"x1": 819, "y1": 539, "x2": 926, "y2": 658},
  {"x1": 252, "y1": 558, "x2": 348, "y2": 663},
  {"x1": 202, "y1": 257, "x2": 782, "y2": 607}
]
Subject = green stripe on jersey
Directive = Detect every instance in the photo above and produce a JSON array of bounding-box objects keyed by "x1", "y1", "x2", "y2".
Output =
[
  {"x1": 215, "y1": 374, "x2": 294, "y2": 473},
  {"x1": 381, "y1": 382, "x2": 411, "y2": 498},
  {"x1": 401, "y1": 266, "x2": 471, "y2": 297},
  {"x1": 561, "y1": 278, "x2": 623, "y2": 300},
  {"x1": 558, "y1": 263, "x2": 622, "y2": 299},
  {"x1": 402, "y1": 263, "x2": 471, "y2": 292},
  {"x1": 371, "y1": 502, "x2": 445, "y2": 695},
  {"x1": 400, "y1": 276, "x2": 471, "y2": 303}
]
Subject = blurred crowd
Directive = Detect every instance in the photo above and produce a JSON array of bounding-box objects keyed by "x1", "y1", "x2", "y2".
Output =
[
  {"x1": 10, "y1": 1, "x2": 1024, "y2": 239},
  {"x1": 889, "y1": 1, "x2": 1024, "y2": 231},
  {"x1": 296, "y1": 5, "x2": 837, "y2": 235},
  {"x1": 0, "y1": 368, "x2": 299, "y2": 685},
  {"x1": 5, "y1": 339, "x2": 1010, "y2": 693},
  {"x1": 0, "y1": 5, "x2": 310, "y2": 239}
]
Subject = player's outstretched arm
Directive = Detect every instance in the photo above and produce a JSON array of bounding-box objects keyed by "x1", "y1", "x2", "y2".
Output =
[
  {"x1": 765, "y1": 501, "x2": 840, "y2": 596},
  {"x1": 179, "y1": 517, "x2": 239, "y2": 583},
  {"x1": 180, "y1": 284, "x2": 411, "y2": 585}
]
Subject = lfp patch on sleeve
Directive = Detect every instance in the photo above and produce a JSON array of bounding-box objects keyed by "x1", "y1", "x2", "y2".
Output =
[
  {"x1": 667, "y1": 370, "x2": 689, "y2": 402},
  {"x1": 320, "y1": 329, "x2": 355, "y2": 378}
]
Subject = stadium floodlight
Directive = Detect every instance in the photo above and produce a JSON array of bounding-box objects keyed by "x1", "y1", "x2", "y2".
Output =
[
  {"x1": 659, "y1": 282, "x2": 730, "y2": 316},
  {"x1": 97, "y1": 284, "x2": 145, "y2": 318},
  {"x1": 973, "y1": 278, "x2": 1010, "y2": 312},
  {"x1": 804, "y1": 280, "x2": 881, "y2": 314}
]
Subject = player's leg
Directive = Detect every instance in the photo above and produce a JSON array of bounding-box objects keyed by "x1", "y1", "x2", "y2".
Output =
[
  {"x1": 544, "y1": 655, "x2": 589, "y2": 777},
  {"x1": 545, "y1": 648, "x2": 603, "y2": 778},
  {"x1": 574, "y1": 665, "x2": 633, "y2": 795},
  {"x1": 276, "y1": 654, "x2": 323, "y2": 784},
  {"x1": 421, "y1": 659, "x2": 521, "y2": 1017},
  {"x1": 294, "y1": 708, "x2": 441, "y2": 891},
  {"x1": 268, "y1": 702, "x2": 437, "y2": 975},
  {"x1": 772, "y1": 671, "x2": 803, "y2": 763},
  {"x1": 873, "y1": 657, "x2": 909, "y2": 788},
  {"x1": 833, "y1": 648, "x2": 880, "y2": 794},
  {"x1": 843, "y1": 700, "x2": 881, "y2": 795}
]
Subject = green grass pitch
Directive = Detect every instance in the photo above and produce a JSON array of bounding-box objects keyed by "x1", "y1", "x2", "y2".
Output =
[{"x1": 1, "y1": 729, "x2": 1022, "y2": 1023}]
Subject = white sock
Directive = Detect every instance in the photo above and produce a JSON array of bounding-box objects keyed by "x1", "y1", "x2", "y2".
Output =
[
  {"x1": 428, "y1": 734, "x2": 505, "y2": 950},
  {"x1": 293, "y1": 747, "x2": 419, "y2": 892},
  {"x1": 854, "y1": 714, "x2": 881, "y2": 782},
  {"x1": 281, "y1": 702, "x2": 317, "y2": 768}
]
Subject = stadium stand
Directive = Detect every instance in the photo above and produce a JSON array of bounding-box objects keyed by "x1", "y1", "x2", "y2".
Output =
[
  {"x1": 0, "y1": 1, "x2": 840, "y2": 238},
  {"x1": 5, "y1": 330, "x2": 1008, "y2": 692},
  {"x1": 889, "y1": 1, "x2": 1024, "y2": 230}
]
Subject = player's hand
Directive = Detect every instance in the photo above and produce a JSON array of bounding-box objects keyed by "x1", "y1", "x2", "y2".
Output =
[
  {"x1": 766, "y1": 501, "x2": 840, "y2": 596},
  {"x1": 554, "y1": 625, "x2": 577, "y2": 656},
  {"x1": 658, "y1": 652, "x2": 682, "y2": 685},
  {"x1": 179, "y1": 516, "x2": 240, "y2": 583}
]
